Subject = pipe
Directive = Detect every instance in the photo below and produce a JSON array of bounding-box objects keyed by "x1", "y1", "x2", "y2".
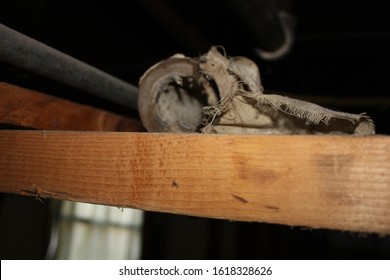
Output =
[
  {"x1": 228, "y1": 0, "x2": 295, "y2": 60},
  {"x1": 0, "y1": 23, "x2": 138, "y2": 111}
]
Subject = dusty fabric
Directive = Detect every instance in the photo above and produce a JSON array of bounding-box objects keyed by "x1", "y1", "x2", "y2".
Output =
[{"x1": 138, "y1": 47, "x2": 375, "y2": 135}]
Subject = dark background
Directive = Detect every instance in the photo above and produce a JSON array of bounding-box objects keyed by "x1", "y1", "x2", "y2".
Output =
[{"x1": 1, "y1": 0, "x2": 390, "y2": 259}]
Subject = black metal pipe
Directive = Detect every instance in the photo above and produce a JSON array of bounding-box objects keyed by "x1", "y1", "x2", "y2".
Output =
[
  {"x1": 0, "y1": 23, "x2": 138, "y2": 111},
  {"x1": 228, "y1": 0, "x2": 295, "y2": 60}
]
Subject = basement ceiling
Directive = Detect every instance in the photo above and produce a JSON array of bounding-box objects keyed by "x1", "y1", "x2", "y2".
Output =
[
  {"x1": 1, "y1": 0, "x2": 390, "y2": 260},
  {"x1": 1, "y1": 0, "x2": 389, "y2": 99},
  {"x1": 1, "y1": 0, "x2": 390, "y2": 129}
]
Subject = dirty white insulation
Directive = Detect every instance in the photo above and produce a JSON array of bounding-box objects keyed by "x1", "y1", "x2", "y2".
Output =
[{"x1": 138, "y1": 47, "x2": 375, "y2": 135}]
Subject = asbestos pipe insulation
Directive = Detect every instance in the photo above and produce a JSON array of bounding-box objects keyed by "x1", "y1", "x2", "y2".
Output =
[
  {"x1": 0, "y1": 23, "x2": 139, "y2": 111},
  {"x1": 138, "y1": 47, "x2": 375, "y2": 135},
  {"x1": 138, "y1": 55, "x2": 219, "y2": 132}
]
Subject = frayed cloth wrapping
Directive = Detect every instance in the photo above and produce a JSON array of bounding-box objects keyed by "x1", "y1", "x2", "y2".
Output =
[{"x1": 138, "y1": 47, "x2": 375, "y2": 135}]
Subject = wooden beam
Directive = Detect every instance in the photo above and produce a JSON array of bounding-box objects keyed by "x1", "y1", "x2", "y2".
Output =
[
  {"x1": 0, "y1": 131, "x2": 389, "y2": 234},
  {"x1": 0, "y1": 82, "x2": 144, "y2": 131}
]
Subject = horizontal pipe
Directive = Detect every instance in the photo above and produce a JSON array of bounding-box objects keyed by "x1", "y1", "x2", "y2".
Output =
[{"x1": 0, "y1": 23, "x2": 138, "y2": 111}]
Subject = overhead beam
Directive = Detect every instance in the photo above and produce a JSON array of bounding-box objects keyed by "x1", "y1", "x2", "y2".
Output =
[
  {"x1": 0, "y1": 131, "x2": 389, "y2": 234},
  {"x1": 0, "y1": 82, "x2": 144, "y2": 131}
]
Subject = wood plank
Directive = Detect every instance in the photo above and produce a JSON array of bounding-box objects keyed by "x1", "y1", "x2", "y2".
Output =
[
  {"x1": 0, "y1": 131, "x2": 389, "y2": 234},
  {"x1": 0, "y1": 82, "x2": 144, "y2": 131}
]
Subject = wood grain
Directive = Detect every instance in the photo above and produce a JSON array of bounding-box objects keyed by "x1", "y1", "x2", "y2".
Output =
[
  {"x1": 0, "y1": 82, "x2": 144, "y2": 131},
  {"x1": 0, "y1": 131, "x2": 389, "y2": 234}
]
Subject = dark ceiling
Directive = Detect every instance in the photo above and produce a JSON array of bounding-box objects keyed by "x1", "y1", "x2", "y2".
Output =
[{"x1": 1, "y1": 0, "x2": 390, "y2": 260}]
